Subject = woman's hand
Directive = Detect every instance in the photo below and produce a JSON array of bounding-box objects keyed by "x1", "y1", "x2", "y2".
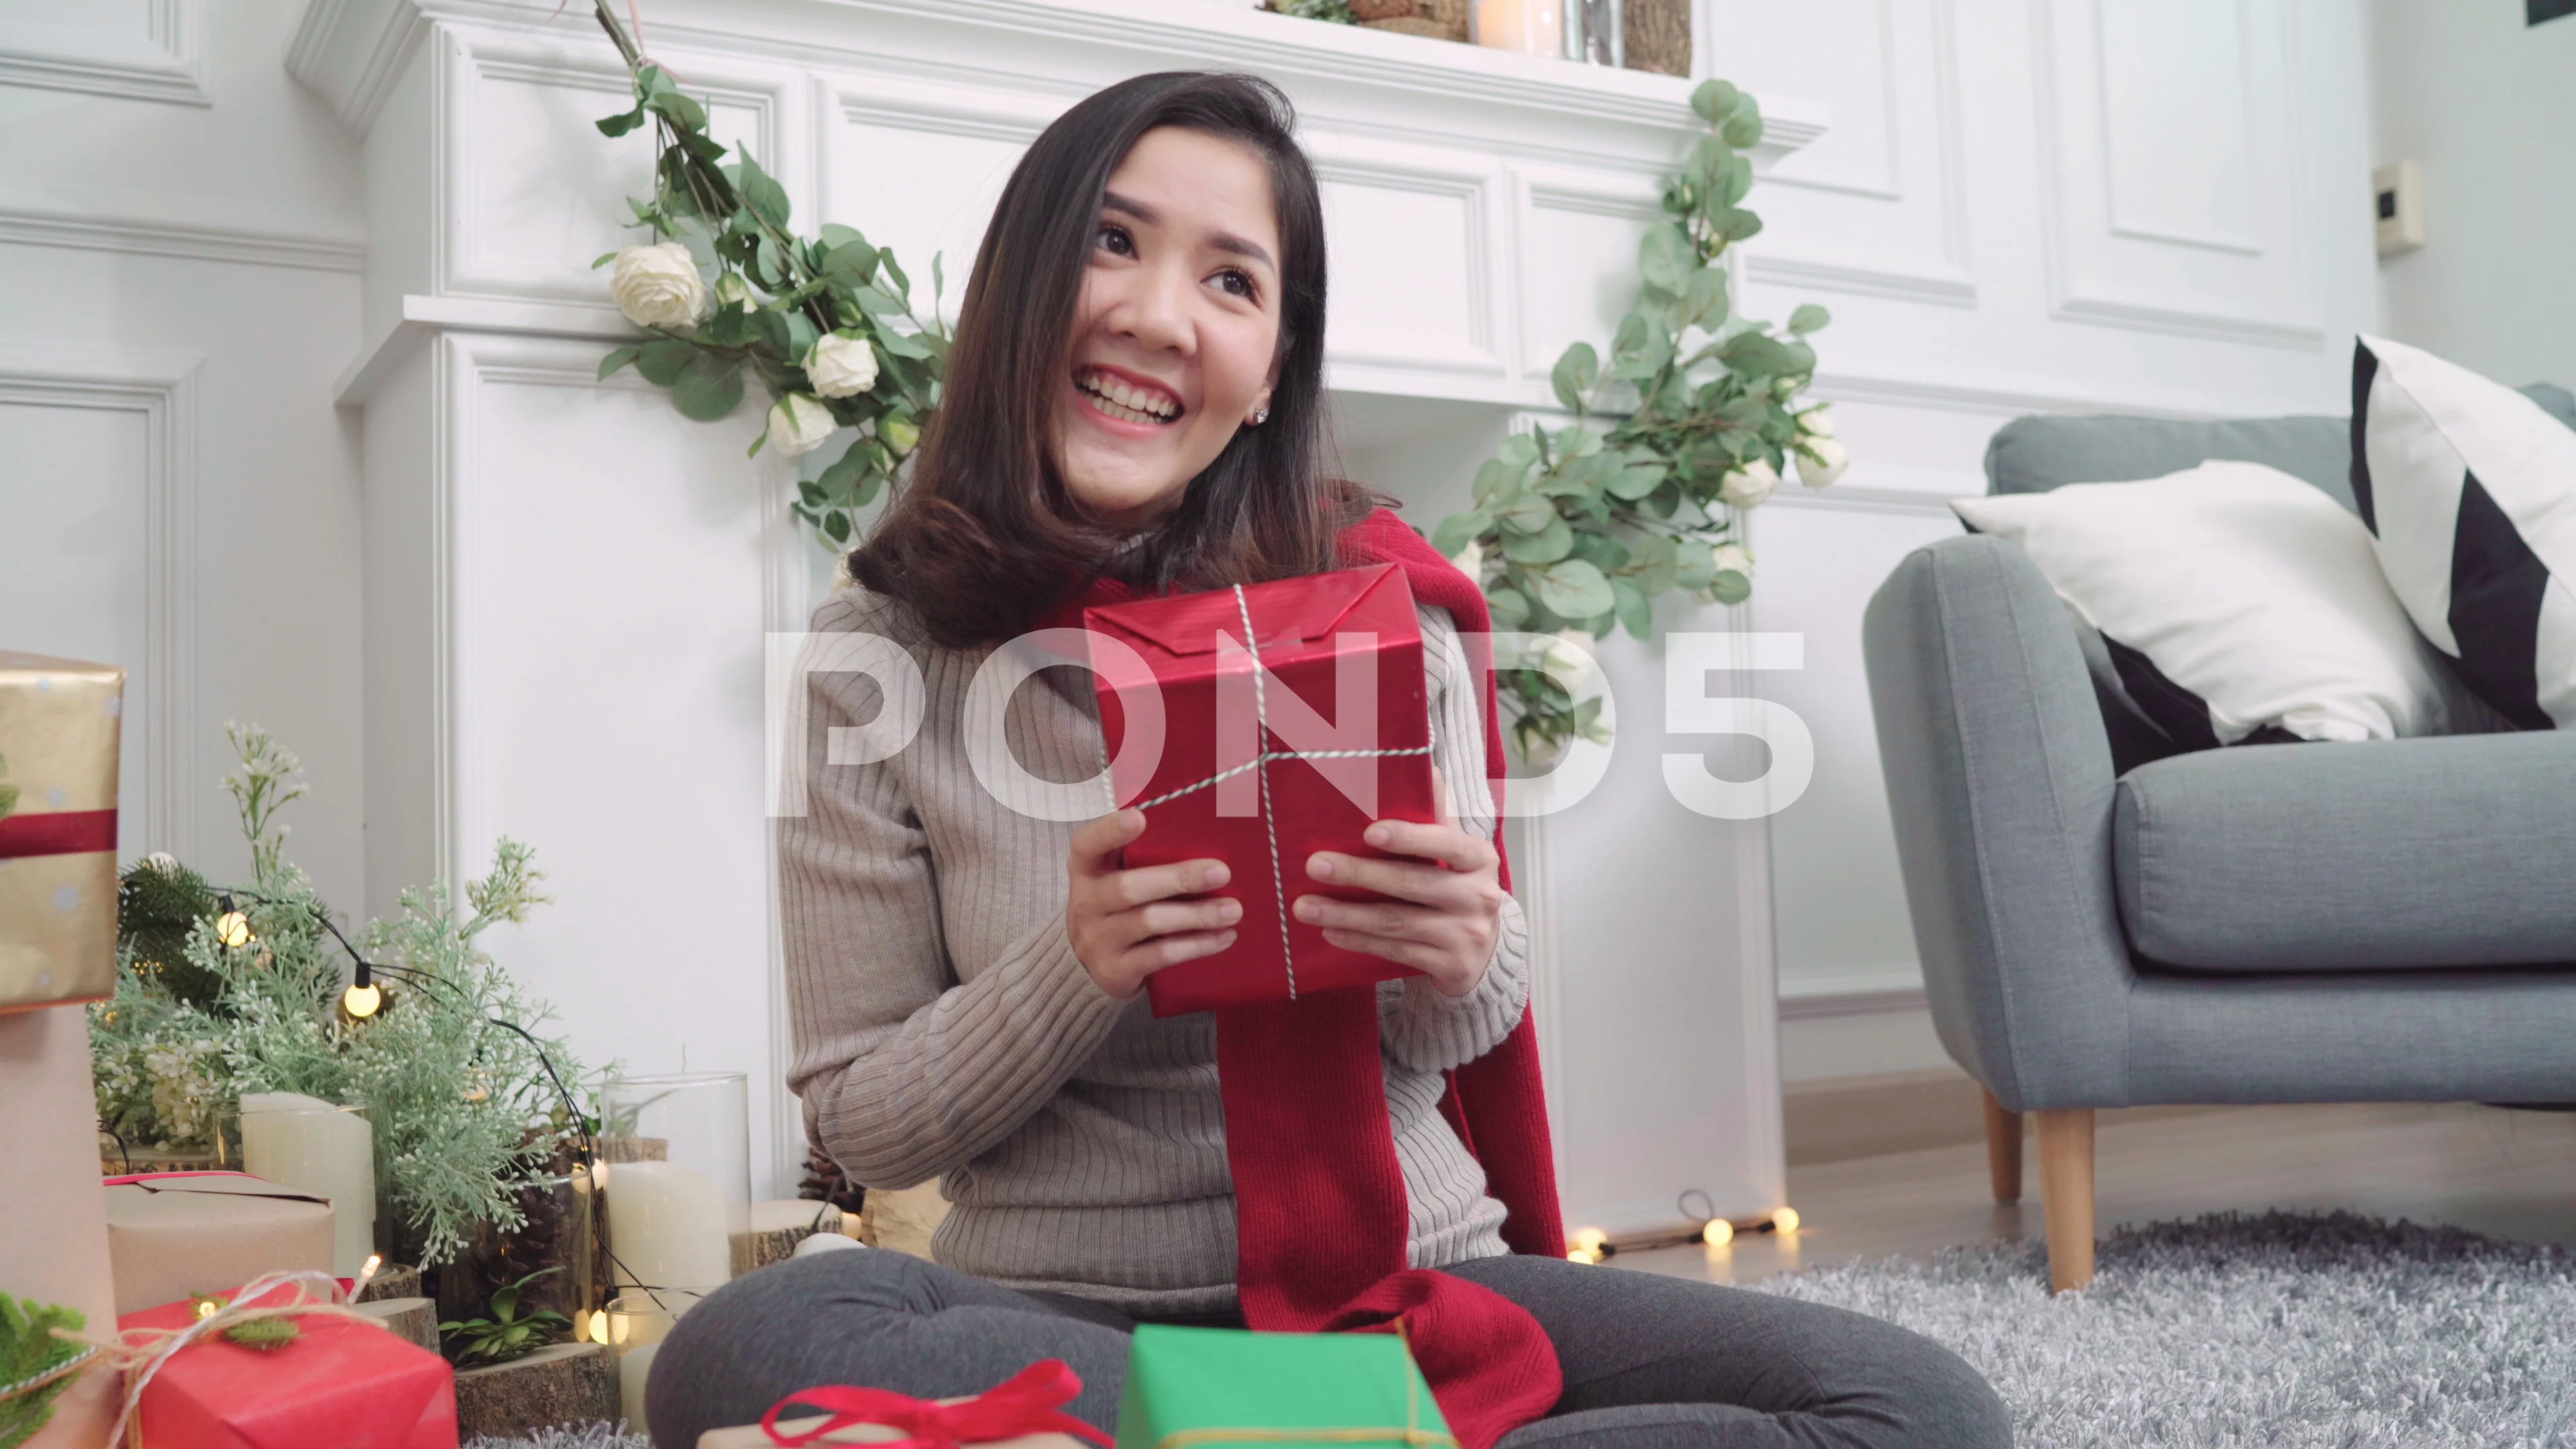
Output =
[
  {"x1": 1067, "y1": 810, "x2": 1241, "y2": 1000},
  {"x1": 1293, "y1": 773, "x2": 1504, "y2": 998}
]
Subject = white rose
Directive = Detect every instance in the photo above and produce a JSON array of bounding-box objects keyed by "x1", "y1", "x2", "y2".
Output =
[
  {"x1": 1711, "y1": 542, "x2": 1753, "y2": 577},
  {"x1": 804, "y1": 333, "x2": 879, "y2": 399},
  {"x1": 1717, "y1": 458, "x2": 1779, "y2": 510},
  {"x1": 713, "y1": 272, "x2": 753, "y2": 309},
  {"x1": 767, "y1": 393, "x2": 839, "y2": 458},
  {"x1": 1540, "y1": 629, "x2": 1599, "y2": 688},
  {"x1": 1448, "y1": 536, "x2": 1484, "y2": 579},
  {"x1": 610, "y1": 241, "x2": 709, "y2": 329},
  {"x1": 1796, "y1": 404, "x2": 1835, "y2": 439},
  {"x1": 1796, "y1": 436, "x2": 1850, "y2": 488}
]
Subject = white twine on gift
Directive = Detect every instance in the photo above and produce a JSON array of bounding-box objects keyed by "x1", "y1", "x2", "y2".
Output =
[
  {"x1": 58, "y1": 1265, "x2": 388, "y2": 1448},
  {"x1": 1108, "y1": 584, "x2": 1434, "y2": 1002}
]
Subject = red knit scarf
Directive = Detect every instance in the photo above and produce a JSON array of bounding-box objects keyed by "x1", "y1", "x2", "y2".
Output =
[{"x1": 1076, "y1": 508, "x2": 1566, "y2": 1449}]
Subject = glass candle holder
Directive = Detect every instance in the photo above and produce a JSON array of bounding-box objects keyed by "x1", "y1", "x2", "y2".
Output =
[
  {"x1": 1569, "y1": 0, "x2": 1620, "y2": 65},
  {"x1": 600, "y1": 1287, "x2": 705, "y2": 1436},
  {"x1": 1472, "y1": 0, "x2": 1566, "y2": 55},
  {"x1": 598, "y1": 1073, "x2": 749, "y2": 1295}
]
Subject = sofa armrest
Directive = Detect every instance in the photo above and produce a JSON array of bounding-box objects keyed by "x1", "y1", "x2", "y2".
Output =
[{"x1": 1862, "y1": 535, "x2": 2138, "y2": 1110}]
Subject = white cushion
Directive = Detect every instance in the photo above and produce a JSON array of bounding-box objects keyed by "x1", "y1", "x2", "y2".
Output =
[
  {"x1": 1953, "y1": 462, "x2": 2481, "y2": 747},
  {"x1": 2353, "y1": 335, "x2": 2576, "y2": 729}
]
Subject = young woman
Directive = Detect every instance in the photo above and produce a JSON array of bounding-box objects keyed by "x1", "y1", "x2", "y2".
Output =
[{"x1": 651, "y1": 72, "x2": 2008, "y2": 1449}]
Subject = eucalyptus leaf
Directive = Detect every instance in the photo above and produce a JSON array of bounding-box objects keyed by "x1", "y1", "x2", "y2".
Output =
[
  {"x1": 644, "y1": 89, "x2": 708, "y2": 135},
  {"x1": 1530, "y1": 559, "x2": 1615, "y2": 620},
  {"x1": 1487, "y1": 587, "x2": 1531, "y2": 630},
  {"x1": 1638, "y1": 224, "x2": 1695, "y2": 295},
  {"x1": 672, "y1": 355, "x2": 745, "y2": 421},
  {"x1": 818, "y1": 223, "x2": 863, "y2": 250},
  {"x1": 1613, "y1": 578, "x2": 1652, "y2": 640},
  {"x1": 634, "y1": 339, "x2": 696, "y2": 387},
  {"x1": 1550, "y1": 342, "x2": 1599, "y2": 413},
  {"x1": 1431, "y1": 512, "x2": 1489, "y2": 559},
  {"x1": 1501, "y1": 513, "x2": 1574, "y2": 564},
  {"x1": 1472, "y1": 458, "x2": 1525, "y2": 506},
  {"x1": 1605, "y1": 458, "x2": 1666, "y2": 501},
  {"x1": 1711, "y1": 568, "x2": 1753, "y2": 605},
  {"x1": 823, "y1": 511, "x2": 851, "y2": 544},
  {"x1": 1570, "y1": 532, "x2": 1630, "y2": 572},
  {"x1": 737, "y1": 154, "x2": 792, "y2": 232},
  {"x1": 1498, "y1": 433, "x2": 1542, "y2": 470},
  {"x1": 596, "y1": 107, "x2": 646, "y2": 138},
  {"x1": 1690, "y1": 79, "x2": 1739, "y2": 125},
  {"x1": 877, "y1": 329, "x2": 935, "y2": 360},
  {"x1": 597, "y1": 344, "x2": 641, "y2": 381}
]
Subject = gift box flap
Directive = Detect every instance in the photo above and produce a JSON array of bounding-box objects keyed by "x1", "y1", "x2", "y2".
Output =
[
  {"x1": 1115, "y1": 1326, "x2": 1450, "y2": 1449},
  {"x1": 1089, "y1": 564, "x2": 1399, "y2": 659}
]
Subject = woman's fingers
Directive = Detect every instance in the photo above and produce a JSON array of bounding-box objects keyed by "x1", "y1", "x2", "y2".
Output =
[
  {"x1": 1134, "y1": 896, "x2": 1242, "y2": 938},
  {"x1": 1319, "y1": 926, "x2": 1440, "y2": 972},
  {"x1": 1148, "y1": 928, "x2": 1238, "y2": 967},
  {"x1": 1069, "y1": 810, "x2": 1146, "y2": 875},
  {"x1": 1304, "y1": 845, "x2": 1494, "y2": 908},
  {"x1": 1358, "y1": 816, "x2": 1499, "y2": 873}
]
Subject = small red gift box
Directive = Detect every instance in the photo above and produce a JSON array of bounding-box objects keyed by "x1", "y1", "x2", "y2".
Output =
[
  {"x1": 118, "y1": 1281, "x2": 457, "y2": 1449},
  {"x1": 1084, "y1": 564, "x2": 1439, "y2": 1016}
]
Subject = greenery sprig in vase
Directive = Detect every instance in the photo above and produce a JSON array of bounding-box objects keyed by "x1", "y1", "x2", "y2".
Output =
[
  {"x1": 1434, "y1": 80, "x2": 1848, "y2": 759},
  {"x1": 89, "y1": 726, "x2": 597, "y2": 1267},
  {"x1": 587, "y1": 1, "x2": 947, "y2": 551}
]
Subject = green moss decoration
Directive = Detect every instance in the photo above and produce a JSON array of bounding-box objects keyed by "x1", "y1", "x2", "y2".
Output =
[{"x1": 0, "y1": 1297, "x2": 89, "y2": 1449}]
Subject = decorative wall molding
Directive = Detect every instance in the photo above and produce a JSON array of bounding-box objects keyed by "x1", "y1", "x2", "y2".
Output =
[
  {"x1": 0, "y1": 1, "x2": 208, "y2": 107},
  {"x1": 1778, "y1": 981, "x2": 1927, "y2": 1021},
  {"x1": 0, "y1": 207, "x2": 363, "y2": 273},
  {"x1": 2028, "y1": 0, "x2": 2324, "y2": 350},
  {"x1": 289, "y1": 0, "x2": 431, "y2": 134},
  {"x1": 0, "y1": 347, "x2": 203, "y2": 860},
  {"x1": 1746, "y1": 249, "x2": 1976, "y2": 308}
]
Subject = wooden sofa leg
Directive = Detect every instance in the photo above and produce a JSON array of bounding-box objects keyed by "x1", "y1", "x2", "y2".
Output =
[
  {"x1": 1982, "y1": 1089, "x2": 2023, "y2": 1203},
  {"x1": 2035, "y1": 1108, "x2": 2096, "y2": 1291}
]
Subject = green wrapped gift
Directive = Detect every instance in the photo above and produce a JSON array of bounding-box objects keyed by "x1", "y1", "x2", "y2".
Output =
[{"x1": 1114, "y1": 1325, "x2": 1454, "y2": 1449}]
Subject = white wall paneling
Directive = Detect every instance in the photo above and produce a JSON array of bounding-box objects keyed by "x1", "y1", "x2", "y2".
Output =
[
  {"x1": 0, "y1": 348, "x2": 199, "y2": 860},
  {"x1": 2029, "y1": 0, "x2": 2322, "y2": 347},
  {"x1": 0, "y1": 0, "x2": 206, "y2": 106}
]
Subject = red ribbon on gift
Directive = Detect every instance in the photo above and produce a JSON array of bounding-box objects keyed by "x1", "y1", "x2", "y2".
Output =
[
  {"x1": 0, "y1": 808, "x2": 117, "y2": 859},
  {"x1": 760, "y1": 1361, "x2": 1114, "y2": 1449}
]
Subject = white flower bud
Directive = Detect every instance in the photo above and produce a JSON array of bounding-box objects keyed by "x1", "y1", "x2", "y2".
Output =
[
  {"x1": 1448, "y1": 537, "x2": 1484, "y2": 578},
  {"x1": 804, "y1": 333, "x2": 880, "y2": 398},
  {"x1": 713, "y1": 272, "x2": 753, "y2": 309},
  {"x1": 1796, "y1": 404, "x2": 1835, "y2": 438},
  {"x1": 609, "y1": 241, "x2": 709, "y2": 329},
  {"x1": 767, "y1": 393, "x2": 839, "y2": 458},
  {"x1": 1796, "y1": 436, "x2": 1850, "y2": 488},
  {"x1": 1540, "y1": 629, "x2": 1599, "y2": 688},
  {"x1": 1711, "y1": 542, "x2": 1753, "y2": 577},
  {"x1": 1717, "y1": 458, "x2": 1779, "y2": 510}
]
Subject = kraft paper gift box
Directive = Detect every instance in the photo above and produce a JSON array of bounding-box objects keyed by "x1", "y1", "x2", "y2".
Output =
[
  {"x1": 103, "y1": 1173, "x2": 337, "y2": 1316},
  {"x1": 1112, "y1": 1324, "x2": 1453, "y2": 1449},
  {"x1": 1083, "y1": 564, "x2": 1440, "y2": 1018},
  {"x1": 118, "y1": 1281, "x2": 458, "y2": 1449},
  {"x1": 0, "y1": 651, "x2": 124, "y2": 1014}
]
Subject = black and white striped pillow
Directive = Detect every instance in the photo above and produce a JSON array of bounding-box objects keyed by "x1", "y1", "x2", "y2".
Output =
[{"x1": 2351, "y1": 335, "x2": 2576, "y2": 729}]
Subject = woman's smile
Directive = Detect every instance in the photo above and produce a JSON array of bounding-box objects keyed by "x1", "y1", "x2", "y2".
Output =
[{"x1": 1071, "y1": 362, "x2": 1186, "y2": 432}]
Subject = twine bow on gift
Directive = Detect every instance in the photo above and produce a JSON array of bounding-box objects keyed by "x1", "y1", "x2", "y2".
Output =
[
  {"x1": 759, "y1": 1360, "x2": 1116, "y2": 1449},
  {"x1": 59, "y1": 1267, "x2": 389, "y2": 1448},
  {"x1": 1112, "y1": 584, "x2": 1434, "y2": 1002}
]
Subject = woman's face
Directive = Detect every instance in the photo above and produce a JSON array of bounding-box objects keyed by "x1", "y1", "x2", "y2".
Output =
[{"x1": 1053, "y1": 126, "x2": 1284, "y2": 531}]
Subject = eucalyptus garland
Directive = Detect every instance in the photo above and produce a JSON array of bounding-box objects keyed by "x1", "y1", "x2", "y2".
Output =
[
  {"x1": 1434, "y1": 80, "x2": 1847, "y2": 758},
  {"x1": 588, "y1": 1, "x2": 946, "y2": 549}
]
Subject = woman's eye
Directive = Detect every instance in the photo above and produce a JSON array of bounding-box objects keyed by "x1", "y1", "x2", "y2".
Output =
[
  {"x1": 1095, "y1": 224, "x2": 1134, "y2": 258},
  {"x1": 1214, "y1": 268, "x2": 1256, "y2": 300}
]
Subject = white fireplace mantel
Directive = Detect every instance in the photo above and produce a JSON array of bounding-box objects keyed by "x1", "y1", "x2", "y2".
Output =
[{"x1": 293, "y1": 0, "x2": 1823, "y2": 1227}]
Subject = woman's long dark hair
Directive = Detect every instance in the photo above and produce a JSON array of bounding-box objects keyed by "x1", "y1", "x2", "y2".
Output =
[{"x1": 851, "y1": 72, "x2": 1365, "y2": 648}]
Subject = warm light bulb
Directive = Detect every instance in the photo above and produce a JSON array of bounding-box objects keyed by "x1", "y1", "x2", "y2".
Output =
[
  {"x1": 1772, "y1": 1205, "x2": 1801, "y2": 1234},
  {"x1": 1703, "y1": 1218, "x2": 1734, "y2": 1246},
  {"x1": 1571, "y1": 1226, "x2": 1609, "y2": 1254},
  {"x1": 214, "y1": 911, "x2": 253, "y2": 949},
  {"x1": 341, "y1": 982, "x2": 382, "y2": 1018},
  {"x1": 586, "y1": 1311, "x2": 608, "y2": 1345},
  {"x1": 194, "y1": 1299, "x2": 219, "y2": 1322}
]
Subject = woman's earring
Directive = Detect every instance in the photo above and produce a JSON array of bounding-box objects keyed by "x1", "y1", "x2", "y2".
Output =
[{"x1": 1249, "y1": 408, "x2": 1269, "y2": 425}]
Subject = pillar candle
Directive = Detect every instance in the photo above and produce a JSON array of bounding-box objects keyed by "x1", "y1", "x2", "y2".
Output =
[
  {"x1": 620, "y1": 1340, "x2": 660, "y2": 1432},
  {"x1": 1474, "y1": 0, "x2": 1565, "y2": 55},
  {"x1": 604, "y1": 1159, "x2": 731, "y2": 1291},
  {"x1": 239, "y1": 1091, "x2": 377, "y2": 1277}
]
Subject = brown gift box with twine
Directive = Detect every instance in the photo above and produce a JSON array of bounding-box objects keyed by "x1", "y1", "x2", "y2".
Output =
[{"x1": 0, "y1": 650, "x2": 124, "y2": 1014}]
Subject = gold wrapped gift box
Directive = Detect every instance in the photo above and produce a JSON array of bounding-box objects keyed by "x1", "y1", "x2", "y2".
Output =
[{"x1": 0, "y1": 649, "x2": 123, "y2": 1014}]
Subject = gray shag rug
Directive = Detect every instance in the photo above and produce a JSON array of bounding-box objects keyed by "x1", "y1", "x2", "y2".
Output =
[{"x1": 475, "y1": 1212, "x2": 2576, "y2": 1449}]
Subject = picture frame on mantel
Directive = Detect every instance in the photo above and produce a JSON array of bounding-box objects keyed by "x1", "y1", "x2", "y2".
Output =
[{"x1": 286, "y1": 0, "x2": 1827, "y2": 1238}]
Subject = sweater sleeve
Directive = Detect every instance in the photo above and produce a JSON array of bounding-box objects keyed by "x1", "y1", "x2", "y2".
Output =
[
  {"x1": 1378, "y1": 604, "x2": 1533, "y2": 1075},
  {"x1": 780, "y1": 602, "x2": 1132, "y2": 1190}
]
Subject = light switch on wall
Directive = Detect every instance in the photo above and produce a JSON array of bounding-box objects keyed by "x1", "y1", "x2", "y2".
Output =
[{"x1": 2375, "y1": 161, "x2": 2426, "y2": 256}]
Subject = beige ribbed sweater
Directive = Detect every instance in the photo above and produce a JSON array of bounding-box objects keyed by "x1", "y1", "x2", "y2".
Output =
[{"x1": 780, "y1": 587, "x2": 1530, "y2": 1316}]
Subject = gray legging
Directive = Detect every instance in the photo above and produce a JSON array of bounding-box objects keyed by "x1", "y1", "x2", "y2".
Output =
[{"x1": 647, "y1": 1250, "x2": 2010, "y2": 1449}]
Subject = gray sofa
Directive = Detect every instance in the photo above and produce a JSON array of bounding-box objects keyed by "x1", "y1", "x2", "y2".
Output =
[{"x1": 1860, "y1": 392, "x2": 2576, "y2": 1291}]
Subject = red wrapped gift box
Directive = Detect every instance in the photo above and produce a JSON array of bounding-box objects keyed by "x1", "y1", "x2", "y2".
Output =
[
  {"x1": 119, "y1": 1281, "x2": 457, "y2": 1449},
  {"x1": 1085, "y1": 564, "x2": 1439, "y2": 1016}
]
